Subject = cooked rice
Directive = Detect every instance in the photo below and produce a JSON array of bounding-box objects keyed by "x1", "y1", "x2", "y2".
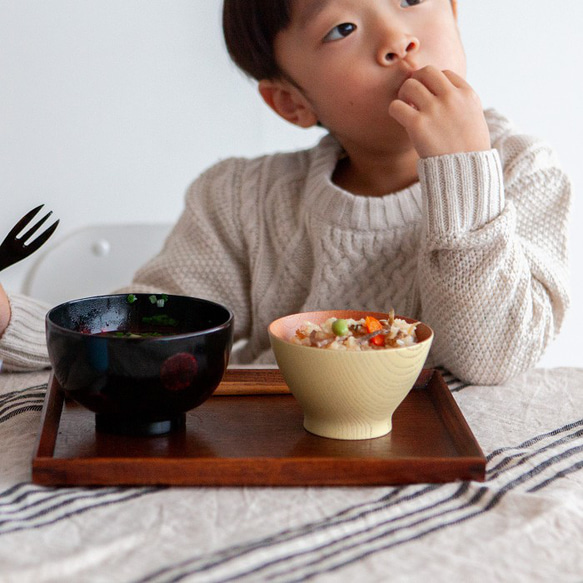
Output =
[{"x1": 291, "y1": 312, "x2": 418, "y2": 351}]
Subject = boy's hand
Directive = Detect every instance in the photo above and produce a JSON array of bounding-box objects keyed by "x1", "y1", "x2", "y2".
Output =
[
  {"x1": 389, "y1": 66, "x2": 491, "y2": 158},
  {"x1": 0, "y1": 284, "x2": 11, "y2": 339}
]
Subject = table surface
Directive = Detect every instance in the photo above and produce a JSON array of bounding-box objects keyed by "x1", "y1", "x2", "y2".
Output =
[{"x1": 1, "y1": 366, "x2": 583, "y2": 583}]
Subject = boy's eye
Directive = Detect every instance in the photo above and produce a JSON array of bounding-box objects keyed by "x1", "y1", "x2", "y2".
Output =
[
  {"x1": 400, "y1": 0, "x2": 424, "y2": 6},
  {"x1": 323, "y1": 22, "x2": 357, "y2": 42}
]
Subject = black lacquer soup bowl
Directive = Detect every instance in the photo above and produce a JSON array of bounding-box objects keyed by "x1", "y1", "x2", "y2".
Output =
[{"x1": 46, "y1": 294, "x2": 233, "y2": 436}]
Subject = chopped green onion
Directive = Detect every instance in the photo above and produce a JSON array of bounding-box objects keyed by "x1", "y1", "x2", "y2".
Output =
[
  {"x1": 142, "y1": 314, "x2": 178, "y2": 326},
  {"x1": 127, "y1": 294, "x2": 137, "y2": 304},
  {"x1": 146, "y1": 293, "x2": 169, "y2": 308}
]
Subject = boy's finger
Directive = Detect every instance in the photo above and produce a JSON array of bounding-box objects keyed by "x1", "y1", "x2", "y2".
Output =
[
  {"x1": 410, "y1": 66, "x2": 451, "y2": 96},
  {"x1": 441, "y1": 69, "x2": 471, "y2": 89},
  {"x1": 388, "y1": 98, "x2": 418, "y2": 127},
  {"x1": 397, "y1": 78, "x2": 433, "y2": 110}
]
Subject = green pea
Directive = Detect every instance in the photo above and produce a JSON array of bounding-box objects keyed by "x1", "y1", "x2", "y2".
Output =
[{"x1": 332, "y1": 318, "x2": 349, "y2": 336}]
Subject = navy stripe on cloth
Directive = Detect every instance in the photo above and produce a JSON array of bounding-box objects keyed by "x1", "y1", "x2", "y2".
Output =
[
  {"x1": 0, "y1": 385, "x2": 46, "y2": 423},
  {"x1": 135, "y1": 417, "x2": 583, "y2": 583},
  {"x1": 0, "y1": 483, "x2": 159, "y2": 536}
]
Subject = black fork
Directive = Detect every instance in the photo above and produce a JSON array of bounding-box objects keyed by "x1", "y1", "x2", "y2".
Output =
[{"x1": 0, "y1": 205, "x2": 60, "y2": 272}]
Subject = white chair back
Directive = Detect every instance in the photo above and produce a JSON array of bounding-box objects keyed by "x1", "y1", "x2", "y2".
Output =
[{"x1": 22, "y1": 223, "x2": 172, "y2": 305}]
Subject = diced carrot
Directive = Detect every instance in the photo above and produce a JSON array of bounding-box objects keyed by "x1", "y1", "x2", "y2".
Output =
[
  {"x1": 365, "y1": 316, "x2": 382, "y2": 333},
  {"x1": 370, "y1": 334, "x2": 385, "y2": 347}
]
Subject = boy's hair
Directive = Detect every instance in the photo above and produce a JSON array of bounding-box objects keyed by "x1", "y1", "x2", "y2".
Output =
[
  {"x1": 223, "y1": 0, "x2": 293, "y2": 81},
  {"x1": 224, "y1": 0, "x2": 457, "y2": 82}
]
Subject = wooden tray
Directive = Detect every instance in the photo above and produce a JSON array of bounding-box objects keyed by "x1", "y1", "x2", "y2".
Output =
[{"x1": 32, "y1": 368, "x2": 485, "y2": 486}]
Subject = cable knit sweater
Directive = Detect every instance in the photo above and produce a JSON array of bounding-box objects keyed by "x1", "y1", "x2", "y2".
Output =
[{"x1": 0, "y1": 110, "x2": 571, "y2": 384}]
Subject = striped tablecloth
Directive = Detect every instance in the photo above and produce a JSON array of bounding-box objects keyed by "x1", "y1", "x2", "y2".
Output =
[{"x1": 1, "y1": 367, "x2": 582, "y2": 583}]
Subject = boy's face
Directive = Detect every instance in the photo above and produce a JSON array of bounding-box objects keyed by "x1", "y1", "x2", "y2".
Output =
[{"x1": 262, "y1": 0, "x2": 466, "y2": 155}]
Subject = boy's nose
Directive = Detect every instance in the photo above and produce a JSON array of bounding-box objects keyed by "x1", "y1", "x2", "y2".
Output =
[{"x1": 378, "y1": 35, "x2": 419, "y2": 66}]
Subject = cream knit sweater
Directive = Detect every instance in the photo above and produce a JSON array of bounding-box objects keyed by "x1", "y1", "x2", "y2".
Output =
[{"x1": 0, "y1": 110, "x2": 570, "y2": 384}]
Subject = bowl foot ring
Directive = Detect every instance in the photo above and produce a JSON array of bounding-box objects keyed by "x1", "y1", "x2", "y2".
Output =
[{"x1": 95, "y1": 413, "x2": 186, "y2": 436}]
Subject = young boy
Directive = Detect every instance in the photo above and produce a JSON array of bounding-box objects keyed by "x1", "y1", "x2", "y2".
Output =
[{"x1": 0, "y1": 0, "x2": 571, "y2": 384}]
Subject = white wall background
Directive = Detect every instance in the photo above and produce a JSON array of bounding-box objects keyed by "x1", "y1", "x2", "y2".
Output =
[{"x1": 1, "y1": 1, "x2": 581, "y2": 368}]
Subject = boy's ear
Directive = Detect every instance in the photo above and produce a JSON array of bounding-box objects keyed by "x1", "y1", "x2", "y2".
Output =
[{"x1": 258, "y1": 79, "x2": 319, "y2": 128}]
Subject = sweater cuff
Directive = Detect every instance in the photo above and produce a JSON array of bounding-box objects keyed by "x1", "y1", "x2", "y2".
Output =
[
  {"x1": 418, "y1": 149, "x2": 505, "y2": 238},
  {"x1": 0, "y1": 293, "x2": 50, "y2": 372}
]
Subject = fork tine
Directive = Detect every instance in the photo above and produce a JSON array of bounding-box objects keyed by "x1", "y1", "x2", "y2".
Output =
[
  {"x1": 19, "y1": 210, "x2": 53, "y2": 243},
  {"x1": 22, "y1": 219, "x2": 60, "y2": 253},
  {"x1": 5, "y1": 205, "x2": 44, "y2": 240}
]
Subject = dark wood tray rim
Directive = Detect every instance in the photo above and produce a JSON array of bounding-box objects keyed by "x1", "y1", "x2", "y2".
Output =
[{"x1": 32, "y1": 368, "x2": 486, "y2": 487}]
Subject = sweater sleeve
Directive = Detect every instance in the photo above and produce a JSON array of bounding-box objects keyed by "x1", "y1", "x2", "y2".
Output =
[
  {"x1": 123, "y1": 158, "x2": 253, "y2": 346},
  {"x1": 0, "y1": 293, "x2": 51, "y2": 371},
  {"x1": 417, "y1": 123, "x2": 570, "y2": 384},
  {"x1": 0, "y1": 159, "x2": 253, "y2": 372}
]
